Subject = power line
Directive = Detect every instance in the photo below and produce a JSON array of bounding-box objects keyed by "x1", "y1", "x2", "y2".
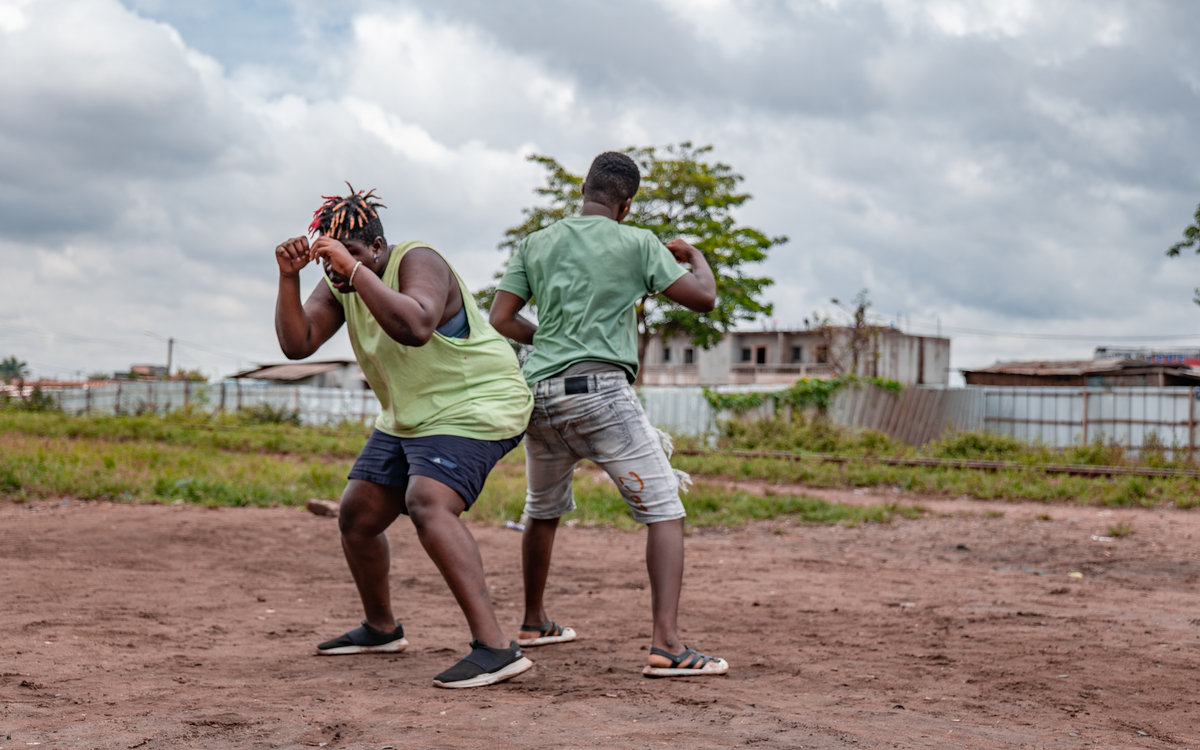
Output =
[
  {"x1": 903, "y1": 321, "x2": 1200, "y2": 342},
  {"x1": 1, "y1": 322, "x2": 257, "y2": 362},
  {"x1": 173, "y1": 338, "x2": 257, "y2": 362},
  {"x1": 0, "y1": 321, "x2": 159, "y2": 350}
]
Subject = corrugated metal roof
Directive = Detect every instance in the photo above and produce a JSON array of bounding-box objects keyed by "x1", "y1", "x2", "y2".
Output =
[
  {"x1": 963, "y1": 359, "x2": 1197, "y2": 376},
  {"x1": 233, "y1": 361, "x2": 353, "y2": 381}
]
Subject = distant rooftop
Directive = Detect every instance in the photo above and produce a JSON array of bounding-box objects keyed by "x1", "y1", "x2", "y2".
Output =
[{"x1": 232, "y1": 360, "x2": 356, "y2": 382}]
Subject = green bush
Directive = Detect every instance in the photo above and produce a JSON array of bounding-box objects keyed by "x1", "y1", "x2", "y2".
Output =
[
  {"x1": 718, "y1": 416, "x2": 900, "y2": 456},
  {"x1": 238, "y1": 404, "x2": 302, "y2": 427},
  {"x1": 924, "y1": 431, "x2": 1034, "y2": 462}
]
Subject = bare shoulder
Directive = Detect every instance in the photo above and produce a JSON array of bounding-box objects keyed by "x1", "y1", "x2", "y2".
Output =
[
  {"x1": 396, "y1": 246, "x2": 457, "y2": 303},
  {"x1": 398, "y1": 246, "x2": 448, "y2": 275}
]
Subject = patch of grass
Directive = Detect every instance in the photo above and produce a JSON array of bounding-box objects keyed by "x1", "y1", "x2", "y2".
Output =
[
  {"x1": 0, "y1": 433, "x2": 351, "y2": 507},
  {"x1": 0, "y1": 409, "x2": 371, "y2": 458},
  {"x1": 0, "y1": 431, "x2": 911, "y2": 530},
  {"x1": 1108, "y1": 522, "x2": 1136, "y2": 538},
  {"x1": 697, "y1": 415, "x2": 1199, "y2": 474},
  {"x1": 669, "y1": 451, "x2": 1200, "y2": 508}
]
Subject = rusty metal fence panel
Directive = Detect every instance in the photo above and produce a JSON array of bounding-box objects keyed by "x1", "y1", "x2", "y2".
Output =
[
  {"x1": 639, "y1": 384, "x2": 984, "y2": 444},
  {"x1": 832, "y1": 386, "x2": 985, "y2": 445}
]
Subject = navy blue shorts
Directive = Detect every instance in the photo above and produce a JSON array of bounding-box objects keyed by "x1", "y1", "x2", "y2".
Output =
[{"x1": 347, "y1": 430, "x2": 524, "y2": 510}]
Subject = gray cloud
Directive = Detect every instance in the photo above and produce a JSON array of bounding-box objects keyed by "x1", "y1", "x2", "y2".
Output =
[{"x1": 1, "y1": 0, "x2": 1199, "y2": 383}]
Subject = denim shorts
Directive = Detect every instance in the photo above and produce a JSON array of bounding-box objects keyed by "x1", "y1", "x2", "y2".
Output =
[
  {"x1": 348, "y1": 430, "x2": 524, "y2": 509},
  {"x1": 523, "y1": 372, "x2": 686, "y2": 524}
]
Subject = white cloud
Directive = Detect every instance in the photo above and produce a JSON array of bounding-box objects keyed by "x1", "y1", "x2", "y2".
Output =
[
  {"x1": 0, "y1": 0, "x2": 33, "y2": 32},
  {"x1": 337, "y1": 9, "x2": 577, "y2": 147}
]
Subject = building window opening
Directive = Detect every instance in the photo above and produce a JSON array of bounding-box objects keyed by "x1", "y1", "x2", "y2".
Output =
[
  {"x1": 816, "y1": 346, "x2": 829, "y2": 364},
  {"x1": 663, "y1": 347, "x2": 671, "y2": 363},
  {"x1": 740, "y1": 348, "x2": 752, "y2": 362},
  {"x1": 755, "y1": 347, "x2": 767, "y2": 365},
  {"x1": 791, "y1": 346, "x2": 802, "y2": 363},
  {"x1": 684, "y1": 348, "x2": 695, "y2": 365}
]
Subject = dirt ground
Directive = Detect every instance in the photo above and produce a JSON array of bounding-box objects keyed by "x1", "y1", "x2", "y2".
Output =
[{"x1": 2, "y1": 484, "x2": 1199, "y2": 749}]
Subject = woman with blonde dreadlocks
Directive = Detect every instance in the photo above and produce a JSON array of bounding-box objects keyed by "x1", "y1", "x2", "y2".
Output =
[{"x1": 274, "y1": 184, "x2": 534, "y2": 688}]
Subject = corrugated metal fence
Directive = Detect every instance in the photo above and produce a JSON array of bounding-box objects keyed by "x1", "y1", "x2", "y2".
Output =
[
  {"x1": 30, "y1": 381, "x2": 1200, "y2": 454},
  {"x1": 831, "y1": 386, "x2": 985, "y2": 445},
  {"x1": 49, "y1": 381, "x2": 381, "y2": 426},
  {"x1": 983, "y1": 387, "x2": 1198, "y2": 456},
  {"x1": 641, "y1": 384, "x2": 1200, "y2": 454}
]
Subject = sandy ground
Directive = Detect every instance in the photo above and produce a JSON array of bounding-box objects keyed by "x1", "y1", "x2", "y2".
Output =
[{"x1": 2, "y1": 484, "x2": 1199, "y2": 749}]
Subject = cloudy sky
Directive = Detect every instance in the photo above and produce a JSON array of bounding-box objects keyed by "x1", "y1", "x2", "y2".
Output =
[{"x1": 2, "y1": 0, "x2": 1199, "y2": 382}]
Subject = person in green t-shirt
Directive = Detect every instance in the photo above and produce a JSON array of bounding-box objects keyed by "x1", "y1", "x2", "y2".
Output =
[
  {"x1": 273, "y1": 185, "x2": 533, "y2": 689},
  {"x1": 490, "y1": 152, "x2": 730, "y2": 677}
]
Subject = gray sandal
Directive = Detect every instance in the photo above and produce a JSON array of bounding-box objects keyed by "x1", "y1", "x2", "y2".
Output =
[
  {"x1": 516, "y1": 619, "x2": 577, "y2": 647},
  {"x1": 642, "y1": 645, "x2": 729, "y2": 677}
]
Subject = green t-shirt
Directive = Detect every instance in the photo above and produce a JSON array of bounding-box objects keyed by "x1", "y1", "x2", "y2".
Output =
[
  {"x1": 327, "y1": 241, "x2": 533, "y2": 441},
  {"x1": 497, "y1": 216, "x2": 688, "y2": 385}
]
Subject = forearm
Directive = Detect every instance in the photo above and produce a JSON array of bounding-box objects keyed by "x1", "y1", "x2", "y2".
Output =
[
  {"x1": 683, "y1": 248, "x2": 717, "y2": 301},
  {"x1": 488, "y1": 290, "x2": 537, "y2": 345},
  {"x1": 275, "y1": 274, "x2": 317, "y2": 358},
  {"x1": 491, "y1": 313, "x2": 537, "y2": 346},
  {"x1": 353, "y1": 268, "x2": 439, "y2": 346}
]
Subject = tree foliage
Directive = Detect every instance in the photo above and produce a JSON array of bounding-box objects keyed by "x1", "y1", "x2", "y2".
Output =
[
  {"x1": 1165, "y1": 202, "x2": 1200, "y2": 307},
  {"x1": 703, "y1": 374, "x2": 903, "y2": 417},
  {"x1": 483, "y1": 143, "x2": 785, "y2": 366},
  {"x1": 1, "y1": 356, "x2": 29, "y2": 384},
  {"x1": 1166, "y1": 202, "x2": 1200, "y2": 258},
  {"x1": 812, "y1": 289, "x2": 885, "y2": 376}
]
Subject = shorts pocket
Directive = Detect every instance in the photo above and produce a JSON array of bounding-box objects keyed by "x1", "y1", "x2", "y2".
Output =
[
  {"x1": 522, "y1": 418, "x2": 558, "y2": 457},
  {"x1": 569, "y1": 402, "x2": 633, "y2": 457}
]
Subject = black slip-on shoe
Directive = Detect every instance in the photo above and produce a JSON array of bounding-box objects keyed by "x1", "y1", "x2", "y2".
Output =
[
  {"x1": 316, "y1": 620, "x2": 407, "y2": 655},
  {"x1": 432, "y1": 640, "x2": 533, "y2": 689}
]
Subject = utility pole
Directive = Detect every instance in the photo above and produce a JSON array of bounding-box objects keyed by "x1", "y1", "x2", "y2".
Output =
[{"x1": 167, "y1": 337, "x2": 174, "y2": 377}]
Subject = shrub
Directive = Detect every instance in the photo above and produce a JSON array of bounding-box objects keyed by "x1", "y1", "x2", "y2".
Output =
[{"x1": 238, "y1": 404, "x2": 302, "y2": 427}]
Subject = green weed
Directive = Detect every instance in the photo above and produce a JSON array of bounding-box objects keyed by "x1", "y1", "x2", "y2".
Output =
[{"x1": 1108, "y1": 522, "x2": 1136, "y2": 538}]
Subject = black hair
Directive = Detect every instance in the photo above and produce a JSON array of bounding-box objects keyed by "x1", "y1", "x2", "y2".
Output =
[
  {"x1": 582, "y1": 151, "x2": 640, "y2": 207},
  {"x1": 309, "y1": 182, "x2": 387, "y2": 245}
]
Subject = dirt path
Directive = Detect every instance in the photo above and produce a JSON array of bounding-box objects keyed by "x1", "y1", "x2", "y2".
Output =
[{"x1": 2, "y1": 489, "x2": 1199, "y2": 749}]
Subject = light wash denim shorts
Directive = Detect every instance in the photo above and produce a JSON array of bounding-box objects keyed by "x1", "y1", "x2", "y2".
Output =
[{"x1": 523, "y1": 372, "x2": 687, "y2": 524}]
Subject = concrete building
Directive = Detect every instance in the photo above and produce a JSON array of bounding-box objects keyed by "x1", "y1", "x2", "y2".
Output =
[
  {"x1": 640, "y1": 327, "x2": 950, "y2": 386},
  {"x1": 231, "y1": 360, "x2": 368, "y2": 389}
]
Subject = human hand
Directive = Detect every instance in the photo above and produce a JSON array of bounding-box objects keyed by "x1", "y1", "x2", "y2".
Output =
[
  {"x1": 666, "y1": 238, "x2": 700, "y2": 264},
  {"x1": 275, "y1": 236, "x2": 313, "y2": 276},
  {"x1": 311, "y1": 236, "x2": 358, "y2": 278}
]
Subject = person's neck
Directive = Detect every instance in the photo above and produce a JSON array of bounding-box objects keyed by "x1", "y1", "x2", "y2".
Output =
[{"x1": 580, "y1": 200, "x2": 620, "y2": 221}]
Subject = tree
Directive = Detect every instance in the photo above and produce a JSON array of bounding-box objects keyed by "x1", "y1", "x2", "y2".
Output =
[
  {"x1": 812, "y1": 289, "x2": 882, "y2": 377},
  {"x1": 1, "y1": 356, "x2": 29, "y2": 384},
  {"x1": 1165, "y1": 202, "x2": 1200, "y2": 306},
  {"x1": 483, "y1": 143, "x2": 784, "y2": 375}
]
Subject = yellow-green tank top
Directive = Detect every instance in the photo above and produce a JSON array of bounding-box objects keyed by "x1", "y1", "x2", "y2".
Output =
[{"x1": 326, "y1": 241, "x2": 533, "y2": 440}]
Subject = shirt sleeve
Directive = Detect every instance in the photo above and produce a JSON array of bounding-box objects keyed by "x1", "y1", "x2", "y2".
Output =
[
  {"x1": 642, "y1": 234, "x2": 689, "y2": 294},
  {"x1": 496, "y1": 239, "x2": 532, "y2": 301}
]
